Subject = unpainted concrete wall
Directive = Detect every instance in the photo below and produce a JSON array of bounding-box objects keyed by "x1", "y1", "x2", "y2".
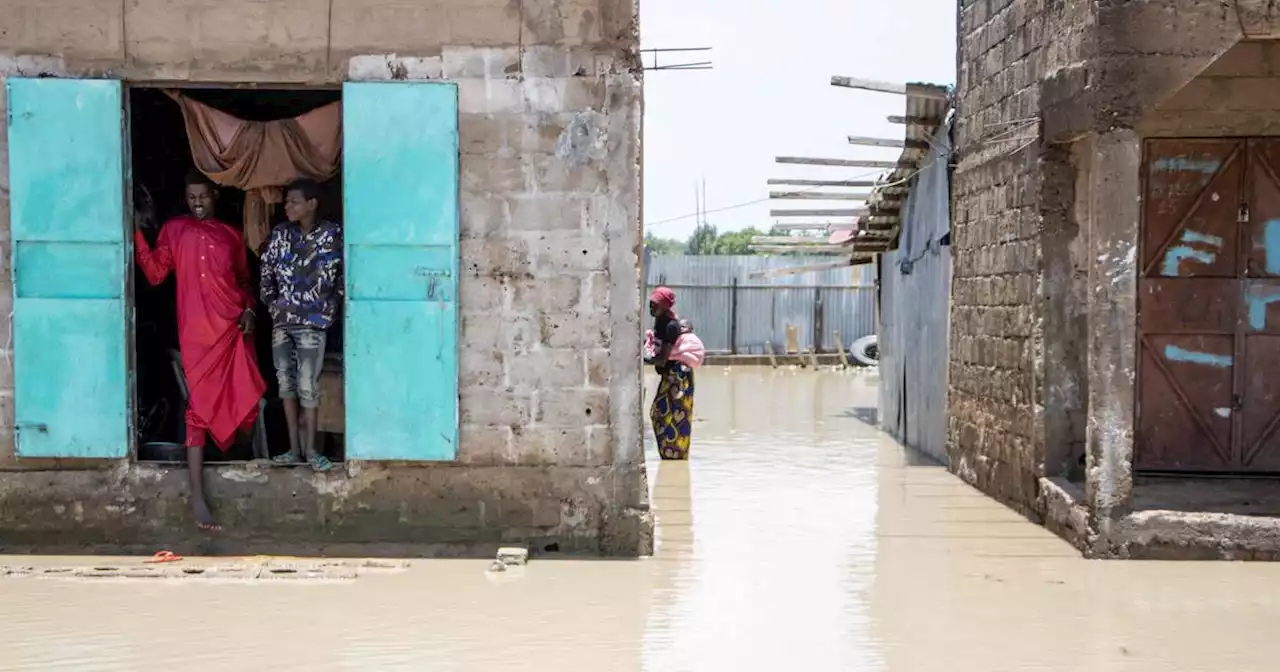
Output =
[{"x1": 0, "y1": 0, "x2": 651, "y2": 556}]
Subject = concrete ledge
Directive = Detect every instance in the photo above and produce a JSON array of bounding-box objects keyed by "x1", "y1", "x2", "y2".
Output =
[
  {"x1": 0, "y1": 462, "x2": 654, "y2": 558},
  {"x1": 1099, "y1": 510, "x2": 1280, "y2": 560},
  {"x1": 1038, "y1": 476, "x2": 1094, "y2": 554}
]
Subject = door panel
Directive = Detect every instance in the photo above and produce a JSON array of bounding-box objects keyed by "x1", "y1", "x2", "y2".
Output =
[
  {"x1": 1143, "y1": 140, "x2": 1241, "y2": 278},
  {"x1": 342, "y1": 81, "x2": 459, "y2": 461},
  {"x1": 6, "y1": 78, "x2": 128, "y2": 458},
  {"x1": 1137, "y1": 334, "x2": 1235, "y2": 470}
]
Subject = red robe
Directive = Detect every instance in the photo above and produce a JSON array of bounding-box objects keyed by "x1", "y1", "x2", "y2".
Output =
[{"x1": 135, "y1": 216, "x2": 266, "y2": 450}]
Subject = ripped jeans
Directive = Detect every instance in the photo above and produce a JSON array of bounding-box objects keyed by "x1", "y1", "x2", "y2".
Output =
[{"x1": 271, "y1": 326, "x2": 327, "y2": 408}]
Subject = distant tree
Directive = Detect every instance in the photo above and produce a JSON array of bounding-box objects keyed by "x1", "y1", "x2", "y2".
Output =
[
  {"x1": 686, "y1": 224, "x2": 720, "y2": 255},
  {"x1": 713, "y1": 226, "x2": 764, "y2": 255},
  {"x1": 645, "y1": 233, "x2": 686, "y2": 255}
]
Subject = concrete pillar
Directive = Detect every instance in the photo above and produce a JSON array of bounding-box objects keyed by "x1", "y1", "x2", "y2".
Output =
[{"x1": 1085, "y1": 130, "x2": 1141, "y2": 533}]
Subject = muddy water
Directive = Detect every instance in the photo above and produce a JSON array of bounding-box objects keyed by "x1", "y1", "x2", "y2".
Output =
[{"x1": 5, "y1": 369, "x2": 1280, "y2": 671}]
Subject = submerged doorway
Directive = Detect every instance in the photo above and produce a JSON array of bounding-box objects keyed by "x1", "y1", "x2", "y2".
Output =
[
  {"x1": 1137, "y1": 138, "x2": 1280, "y2": 473},
  {"x1": 127, "y1": 86, "x2": 346, "y2": 464}
]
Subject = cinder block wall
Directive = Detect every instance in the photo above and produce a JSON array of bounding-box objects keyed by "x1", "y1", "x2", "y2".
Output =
[
  {"x1": 0, "y1": 0, "x2": 651, "y2": 556},
  {"x1": 950, "y1": 0, "x2": 1060, "y2": 518}
]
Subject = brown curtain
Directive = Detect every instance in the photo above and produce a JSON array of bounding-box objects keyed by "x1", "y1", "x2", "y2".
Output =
[{"x1": 164, "y1": 90, "x2": 342, "y2": 253}]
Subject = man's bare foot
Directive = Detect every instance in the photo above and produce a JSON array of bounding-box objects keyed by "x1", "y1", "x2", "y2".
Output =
[{"x1": 194, "y1": 506, "x2": 222, "y2": 532}]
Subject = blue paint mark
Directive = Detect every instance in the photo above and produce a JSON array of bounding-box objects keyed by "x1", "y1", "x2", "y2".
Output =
[
  {"x1": 1181, "y1": 230, "x2": 1223, "y2": 247},
  {"x1": 1164, "y1": 345, "x2": 1232, "y2": 368},
  {"x1": 1263, "y1": 219, "x2": 1280, "y2": 274},
  {"x1": 1248, "y1": 285, "x2": 1280, "y2": 330},
  {"x1": 1161, "y1": 246, "x2": 1216, "y2": 276},
  {"x1": 1152, "y1": 157, "x2": 1222, "y2": 174}
]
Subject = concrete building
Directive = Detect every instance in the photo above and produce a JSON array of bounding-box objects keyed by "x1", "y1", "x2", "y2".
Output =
[
  {"x1": 0, "y1": 0, "x2": 651, "y2": 556},
  {"x1": 953, "y1": 0, "x2": 1280, "y2": 558}
]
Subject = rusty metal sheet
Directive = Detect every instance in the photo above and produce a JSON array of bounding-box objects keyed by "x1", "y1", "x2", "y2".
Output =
[
  {"x1": 1137, "y1": 333, "x2": 1235, "y2": 471},
  {"x1": 1246, "y1": 139, "x2": 1280, "y2": 278},
  {"x1": 1141, "y1": 140, "x2": 1280, "y2": 473},
  {"x1": 1138, "y1": 278, "x2": 1238, "y2": 333},
  {"x1": 1142, "y1": 139, "x2": 1242, "y2": 279}
]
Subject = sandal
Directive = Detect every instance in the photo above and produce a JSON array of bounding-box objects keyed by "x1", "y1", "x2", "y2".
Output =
[
  {"x1": 308, "y1": 454, "x2": 334, "y2": 473},
  {"x1": 272, "y1": 451, "x2": 301, "y2": 465}
]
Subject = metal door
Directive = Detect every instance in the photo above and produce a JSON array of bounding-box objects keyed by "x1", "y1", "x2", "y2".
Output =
[
  {"x1": 342, "y1": 82, "x2": 459, "y2": 460},
  {"x1": 1139, "y1": 139, "x2": 1280, "y2": 472},
  {"x1": 6, "y1": 78, "x2": 129, "y2": 458}
]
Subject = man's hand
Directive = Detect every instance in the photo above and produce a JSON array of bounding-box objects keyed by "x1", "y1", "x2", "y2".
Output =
[{"x1": 239, "y1": 309, "x2": 255, "y2": 335}]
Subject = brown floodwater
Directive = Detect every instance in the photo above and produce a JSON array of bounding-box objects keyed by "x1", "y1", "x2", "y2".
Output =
[{"x1": 5, "y1": 369, "x2": 1280, "y2": 671}]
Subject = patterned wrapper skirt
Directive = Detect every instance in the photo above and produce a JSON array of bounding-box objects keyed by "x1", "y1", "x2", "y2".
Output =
[{"x1": 651, "y1": 362, "x2": 695, "y2": 460}]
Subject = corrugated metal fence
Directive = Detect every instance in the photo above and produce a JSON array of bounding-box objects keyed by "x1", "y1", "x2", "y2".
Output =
[
  {"x1": 644, "y1": 255, "x2": 875, "y2": 354},
  {"x1": 878, "y1": 115, "x2": 953, "y2": 465}
]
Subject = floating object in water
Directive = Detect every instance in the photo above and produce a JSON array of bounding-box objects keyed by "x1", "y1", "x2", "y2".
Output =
[
  {"x1": 488, "y1": 561, "x2": 507, "y2": 572},
  {"x1": 496, "y1": 546, "x2": 529, "y2": 566}
]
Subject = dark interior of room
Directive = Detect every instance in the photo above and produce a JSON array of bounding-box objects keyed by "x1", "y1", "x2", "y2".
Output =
[{"x1": 129, "y1": 86, "x2": 344, "y2": 463}]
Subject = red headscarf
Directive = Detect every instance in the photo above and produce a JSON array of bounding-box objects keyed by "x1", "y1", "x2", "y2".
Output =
[{"x1": 650, "y1": 286, "x2": 676, "y2": 310}]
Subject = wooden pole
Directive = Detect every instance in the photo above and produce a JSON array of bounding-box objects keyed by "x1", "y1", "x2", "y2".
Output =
[
  {"x1": 775, "y1": 156, "x2": 897, "y2": 168},
  {"x1": 729, "y1": 275, "x2": 739, "y2": 355},
  {"x1": 833, "y1": 330, "x2": 851, "y2": 368},
  {"x1": 846, "y1": 135, "x2": 905, "y2": 148},
  {"x1": 769, "y1": 191, "x2": 871, "y2": 201},
  {"x1": 767, "y1": 178, "x2": 878, "y2": 187}
]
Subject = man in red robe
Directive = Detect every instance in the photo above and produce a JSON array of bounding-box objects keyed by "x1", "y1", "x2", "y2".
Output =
[{"x1": 134, "y1": 170, "x2": 266, "y2": 531}]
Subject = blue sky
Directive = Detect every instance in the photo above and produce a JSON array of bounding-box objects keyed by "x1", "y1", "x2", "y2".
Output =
[{"x1": 640, "y1": 0, "x2": 956, "y2": 241}]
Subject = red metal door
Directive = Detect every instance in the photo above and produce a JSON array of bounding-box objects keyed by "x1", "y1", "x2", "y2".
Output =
[
  {"x1": 1137, "y1": 139, "x2": 1242, "y2": 472},
  {"x1": 1239, "y1": 140, "x2": 1280, "y2": 471},
  {"x1": 1139, "y1": 139, "x2": 1280, "y2": 473}
]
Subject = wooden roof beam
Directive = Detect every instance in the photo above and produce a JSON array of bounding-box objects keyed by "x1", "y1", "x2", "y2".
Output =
[
  {"x1": 770, "y1": 208, "x2": 868, "y2": 218},
  {"x1": 766, "y1": 178, "x2": 879, "y2": 187},
  {"x1": 830, "y1": 76, "x2": 950, "y2": 100},
  {"x1": 769, "y1": 191, "x2": 871, "y2": 201},
  {"x1": 749, "y1": 244, "x2": 852, "y2": 254},
  {"x1": 888, "y1": 114, "x2": 944, "y2": 126},
  {"x1": 749, "y1": 236, "x2": 830, "y2": 245},
  {"x1": 775, "y1": 156, "x2": 897, "y2": 169}
]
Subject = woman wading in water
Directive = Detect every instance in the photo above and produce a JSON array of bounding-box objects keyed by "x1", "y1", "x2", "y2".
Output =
[{"x1": 646, "y1": 287, "x2": 702, "y2": 460}]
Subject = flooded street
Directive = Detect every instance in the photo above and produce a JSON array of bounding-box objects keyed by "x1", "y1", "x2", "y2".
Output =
[{"x1": 5, "y1": 369, "x2": 1280, "y2": 671}]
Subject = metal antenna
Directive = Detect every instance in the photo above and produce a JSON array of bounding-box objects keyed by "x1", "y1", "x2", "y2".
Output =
[{"x1": 641, "y1": 47, "x2": 713, "y2": 71}]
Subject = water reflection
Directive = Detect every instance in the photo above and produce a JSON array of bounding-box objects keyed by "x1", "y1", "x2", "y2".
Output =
[{"x1": 4, "y1": 369, "x2": 1280, "y2": 671}]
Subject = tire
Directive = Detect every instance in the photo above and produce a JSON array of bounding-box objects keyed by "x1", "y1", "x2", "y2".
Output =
[{"x1": 850, "y1": 335, "x2": 878, "y2": 366}]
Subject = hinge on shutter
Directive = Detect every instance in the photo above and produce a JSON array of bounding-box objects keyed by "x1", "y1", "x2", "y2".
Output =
[{"x1": 1239, "y1": 203, "x2": 1251, "y2": 224}]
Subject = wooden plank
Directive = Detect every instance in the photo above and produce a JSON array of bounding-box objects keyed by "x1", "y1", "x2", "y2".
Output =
[
  {"x1": 750, "y1": 260, "x2": 853, "y2": 279},
  {"x1": 846, "y1": 135, "x2": 904, "y2": 148},
  {"x1": 775, "y1": 156, "x2": 897, "y2": 168},
  {"x1": 768, "y1": 221, "x2": 855, "y2": 231},
  {"x1": 750, "y1": 236, "x2": 830, "y2": 245},
  {"x1": 749, "y1": 244, "x2": 851, "y2": 254},
  {"x1": 830, "y1": 77, "x2": 950, "y2": 100},
  {"x1": 769, "y1": 191, "x2": 870, "y2": 201},
  {"x1": 888, "y1": 114, "x2": 944, "y2": 125},
  {"x1": 831, "y1": 76, "x2": 907, "y2": 94},
  {"x1": 757, "y1": 177, "x2": 880, "y2": 185},
  {"x1": 770, "y1": 208, "x2": 868, "y2": 217}
]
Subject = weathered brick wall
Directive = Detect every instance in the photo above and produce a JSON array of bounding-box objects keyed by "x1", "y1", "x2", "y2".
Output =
[
  {"x1": 0, "y1": 0, "x2": 651, "y2": 555},
  {"x1": 950, "y1": 0, "x2": 1059, "y2": 517}
]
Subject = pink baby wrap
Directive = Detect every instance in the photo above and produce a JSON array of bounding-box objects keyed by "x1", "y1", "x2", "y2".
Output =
[{"x1": 644, "y1": 329, "x2": 705, "y2": 369}]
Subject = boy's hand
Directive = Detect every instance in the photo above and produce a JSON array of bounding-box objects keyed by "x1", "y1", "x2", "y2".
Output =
[{"x1": 239, "y1": 309, "x2": 255, "y2": 335}]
